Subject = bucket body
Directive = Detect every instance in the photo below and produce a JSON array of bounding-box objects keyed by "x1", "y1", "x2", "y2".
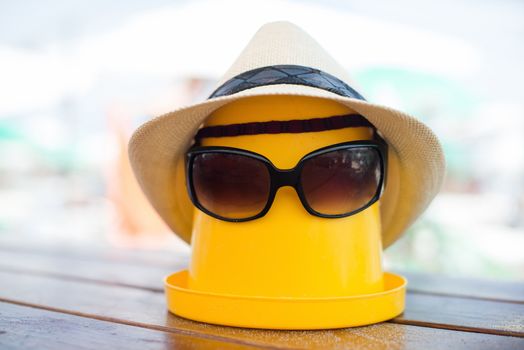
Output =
[{"x1": 187, "y1": 95, "x2": 384, "y2": 297}]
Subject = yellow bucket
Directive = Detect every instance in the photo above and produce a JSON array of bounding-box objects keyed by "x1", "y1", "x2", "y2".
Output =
[{"x1": 165, "y1": 95, "x2": 406, "y2": 329}]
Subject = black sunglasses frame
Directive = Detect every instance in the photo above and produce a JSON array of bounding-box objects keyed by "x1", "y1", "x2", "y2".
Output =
[{"x1": 185, "y1": 133, "x2": 388, "y2": 222}]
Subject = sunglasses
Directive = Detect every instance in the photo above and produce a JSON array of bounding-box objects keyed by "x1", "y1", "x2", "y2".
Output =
[{"x1": 185, "y1": 132, "x2": 388, "y2": 222}]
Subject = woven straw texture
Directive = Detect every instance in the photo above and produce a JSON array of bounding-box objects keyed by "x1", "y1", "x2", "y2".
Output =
[{"x1": 128, "y1": 21, "x2": 446, "y2": 248}]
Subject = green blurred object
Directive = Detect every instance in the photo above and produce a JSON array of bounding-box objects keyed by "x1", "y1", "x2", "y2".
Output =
[
  {"x1": 0, "y1": 119, "x2": 22, "y2": 140},
  {"x1": 355, "y1": 66, "x2": 479, "y2": 180},
  {"x1": 355, "y1": 67, "x2": 478, "y2": 119},
  {"x1": 0, "y1": 118, "x2": 78, "y2": 171}
]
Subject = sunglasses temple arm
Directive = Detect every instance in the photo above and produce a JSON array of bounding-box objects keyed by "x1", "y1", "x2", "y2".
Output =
[{"x1": 373, "y1": 129, "x2": 388, "y2": 193}]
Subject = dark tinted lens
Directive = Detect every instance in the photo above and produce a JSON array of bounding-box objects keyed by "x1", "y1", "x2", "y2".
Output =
[
  {"x1": 300, "y1": 147, "x2": 381, "y2": 215},
  {"x1": 191, "y1": 152, "x2": 270, "y2": 219}
]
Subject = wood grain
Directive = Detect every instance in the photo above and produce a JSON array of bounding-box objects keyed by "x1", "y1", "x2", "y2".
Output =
[
  {"x1": 2, "y1": 299, "x2": 523, "y2": 350},
  {"x1": 0, "y1": 270, "x2": 523, "y2": 349},
  {"x1": 400, "y1": 271, "x2": 524, "y2": 303},
  {"x1": 0, "y1": 249, "x2": 172, "y2": 292},
  {"x1": 395, "y1": 293, "x2": 524, "y2": 337},
  {"x1": 0, "y1": 239, "x2": 188, "y2": 269},
  {"x1": 0, "y1": 302, "x2": 259, "y2": 350},
  {"x1": 1, "y1": 246, "x2": 523, "y2": 304}
]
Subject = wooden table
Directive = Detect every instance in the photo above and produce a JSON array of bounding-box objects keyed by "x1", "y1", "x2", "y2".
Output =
[{"x1": 0, "y1": 241, "x2": 523, "y2": 349}]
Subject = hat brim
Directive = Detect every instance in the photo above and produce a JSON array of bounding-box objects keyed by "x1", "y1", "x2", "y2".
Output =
[{"x1": 128, "y1": 84, "x2": 446, "y2": 248}]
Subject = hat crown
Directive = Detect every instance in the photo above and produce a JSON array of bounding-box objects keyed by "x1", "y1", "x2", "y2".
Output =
[{"x1": 214, "y1": 21, "x2": 354, "y2": 89}]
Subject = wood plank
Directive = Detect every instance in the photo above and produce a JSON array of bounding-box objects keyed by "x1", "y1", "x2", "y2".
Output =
[
  {"x1": 0, "y1": 239, "x2": 189, "y2": 269},
  {"x1": 2, "y1": 296, "x2": 523, "y2": 350},
  {"x1": 1, "y1": 250, "x2": 524, "y2": 337},
  {"x1": 0, "y1": 270, "x2": 523, "y2": 348},
  {"x1": 400, "y1": 271, "x2": 524, "y2": 303},
  {"x1": 0, "y1": 250, "x2": 173, "y2": 292},
  {"x1": 0, "y1": 301, "x2": 258, "y2": 350},
  {"x1": 2, "y1": 247, "x2": 524, "y2": 305},
  {"x1": 395, "y1": 293, "x2": 524, "y2": 337}
]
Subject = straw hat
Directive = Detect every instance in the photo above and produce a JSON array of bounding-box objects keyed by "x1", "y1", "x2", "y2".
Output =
[{"x1": 128, "y1": 21, "x2": 446, "y2": 248}]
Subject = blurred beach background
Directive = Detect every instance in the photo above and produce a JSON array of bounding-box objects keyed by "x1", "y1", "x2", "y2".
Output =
[{"x1": 0, "y1": 0, "x2": 523, "y2": 281}]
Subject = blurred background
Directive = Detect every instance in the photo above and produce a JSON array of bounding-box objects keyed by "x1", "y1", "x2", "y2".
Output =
[{"x1": 0, "y1": 0, "x2": 523, "y2": 281}]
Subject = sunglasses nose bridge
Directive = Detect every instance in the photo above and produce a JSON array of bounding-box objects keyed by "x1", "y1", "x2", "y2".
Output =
[{"x1": 274, "y1": 168, "x2": 299, "y2": 188}]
